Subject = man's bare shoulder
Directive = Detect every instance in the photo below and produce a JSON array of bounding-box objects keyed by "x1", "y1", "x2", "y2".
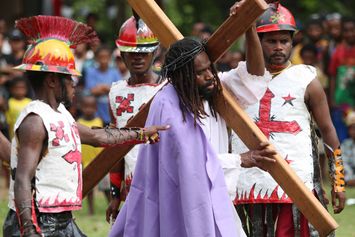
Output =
[{"x1": 17, "y1": 113, "x2": 46, "y2": 141}]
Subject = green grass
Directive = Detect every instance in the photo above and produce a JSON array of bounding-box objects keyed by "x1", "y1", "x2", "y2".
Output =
[
  {"x1": 329, "y1": 187, "x2": 355, "y2": 237},
  {"x1": 1, "y1": 178, "x2": 354, "y2": 236},
  {"x1": 0, "y1": 182, "x2": 110, "y2": 236}
]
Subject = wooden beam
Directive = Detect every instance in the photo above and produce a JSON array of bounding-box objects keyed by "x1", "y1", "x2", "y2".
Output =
[
  {"x1": 215, "y1": 89, "x2": 338, "y2": 236},
  {"x1": 82, "y1": 99, "x2": 152, "y2": 197},
  {"x1": 127, "y1": 0, "x2": 183, "y2": 48},
  {"x1": 82, "y1": 0, "x2": 338, "y2": 235},
  {"x1": 207, "y1": 0, "x2": 267, "y2": 62}
]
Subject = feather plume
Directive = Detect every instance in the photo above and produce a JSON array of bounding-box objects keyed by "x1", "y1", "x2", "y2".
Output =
[{"x1": 15, "y1": 15, "x2": 99, "y2": 47}]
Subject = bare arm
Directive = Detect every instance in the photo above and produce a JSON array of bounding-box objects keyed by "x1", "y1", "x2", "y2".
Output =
[
  {"x1": 78, "y1": 123, "x2": 169, "y2": 147},
  {"x1": 305, "y1": 78, "x2": 345, "y2": 214},
  {"x1": 90, "y1": 84, "x2": 111, "y2": 96},
  {"x1": 306, "y1": 79, "x2": 339, "y2": 150},
  {"x1": 230, "y1": 0, "x2": 264, "y2": 76},
  {"x1": 14, "y1": 114, "x2": 46, "y2": 236},
  {"x1": 0, "y1": 131, "x2": 10, "y2": 164}
]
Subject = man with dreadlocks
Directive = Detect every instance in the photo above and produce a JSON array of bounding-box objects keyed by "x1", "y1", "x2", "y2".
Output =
[
  {"x1": 231, "y1": 2, "x2": 345, "y2": 237},
  {"x1": 109, "y1": 3, "x2": 277, "y2": 237},
  {"x1": 2, "y1": 16, "x2": 168, "y2": 237}
]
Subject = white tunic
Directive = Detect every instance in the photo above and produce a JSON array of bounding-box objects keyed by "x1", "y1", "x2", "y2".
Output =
[
  {"x1": 109, "y1": 80, "x2": 164, "y2": 191},
  {"x1": 200, "y1": 61, "x2": 271, "y2": 200},
  {"x1": 9, "y1": 101, "x2": 82, "y2": 212},
  {"x1": 199, "y1": 61, "x2": 271, "y2": 237},
  {"x1": 232, "y1": 64, "x2": 316, "y2": 204}
]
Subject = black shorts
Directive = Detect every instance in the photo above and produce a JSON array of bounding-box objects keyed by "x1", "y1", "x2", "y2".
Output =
[{"x1": 3, "y1": 209, "x2": 87, "y2": 237}]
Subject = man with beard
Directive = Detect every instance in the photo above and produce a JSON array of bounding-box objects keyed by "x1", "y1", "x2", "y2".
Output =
[
  {"x1": 106, "y1": 16, "x2": 165, "y2": 223},
  {"x1": 2, "y1": 16, "x2": 168, "y2": 237},
  {"x1": 109, "y1": 4, "x2": 277, "y2": 236},
  {"x1": 231, "y1": 2, "x2": 345, "y2": 237}
]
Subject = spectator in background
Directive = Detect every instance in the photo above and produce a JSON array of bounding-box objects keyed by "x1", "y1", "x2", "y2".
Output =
[
  {"x1": 3, "y1": 76, "x2": 31, "y2": 188},
  {"x1": 84, "y1": 45, "x2": 122, "y2": 125},
  {"x1": 328, "y1": 17, "x2": 355, "y2": 142},
  {"x1": 77, "y1": 93, "x2": 104, "y2": 215},
  {"x1": 325, "y1": 13, "x2": 342, "y2": 59},
  {"x1": 5, "y1": 76, "x2": 31, "y2": 139},
  {"x1": 191, "y1": 21, "x2": 207, "y2": 38},
  {"x1": 113, "y1": 49, "x2": 130, "y2": 81},
  {"x1": 74, "y1": 43, "x2": 90, "y2": 75},
  {"x1": 216, "y1": 50, "x2": 232, "y2": 72},
  {"x1": 4, "y1": 29, "x2": 26, "y2": 70},
  {"x1": 0, "y1": 32, "x2": 10, "y2": 97},
  {"x1": 342, "y1": 111, "x2": 355, "y2": 187},
  {"x1": 229, "y1": 50, "x2": 245, "y2": 69},
  {"x1": 292, "y1": 19, "x2": 328, "y2": 68},
  {"x1": 0, "y1": 29, "x2": 26, "y2": 82},
  {"x1": 300, "y1": 44, "x2": 329, "y2": 89},
  {"x1": 85, "y1": 12, "x2": 108, "y2": 44},
  {"x1": 200, "y1": 24, "x2": 213, "y2": 40},
  {"x1": 0, "y1": 93, "x2": 8, "y2": 137},
  {"x1": 0, "y1": 93, "x2": 9, "y2": 188},
  {"x1": 0, "y1": 17, "x2": 11, "y2": 54}
]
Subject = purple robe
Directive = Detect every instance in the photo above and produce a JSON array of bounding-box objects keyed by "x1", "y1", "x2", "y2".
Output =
[{"x1": 109, "y1": 84, "x2": 239, "y2": 237}]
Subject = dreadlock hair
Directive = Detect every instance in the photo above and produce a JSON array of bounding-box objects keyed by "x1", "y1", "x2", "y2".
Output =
[{"x1": 161, "y1": 38, "x2": 221, "y2": 126}]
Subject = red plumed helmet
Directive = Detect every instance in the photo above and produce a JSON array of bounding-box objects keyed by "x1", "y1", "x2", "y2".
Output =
[
  {"x1": 14, "y1": 15, "x2": 98, "y2": 76},
  {"x1": 256, "y1": 2, "x2": 297, "y2": 33},
  {"x1": 116, "y1": 16, "x2": 159, "y2": 53}
]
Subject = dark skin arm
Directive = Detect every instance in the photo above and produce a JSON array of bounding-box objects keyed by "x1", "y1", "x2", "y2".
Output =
[
  {"x1": 105, "y1": 160, "x2": 124, "y2": 223},
  {"x1": 78, "y1": 123, "x2": 169, "y2": 147},
  {"x1": 14, "y1": 114, "x2": 46, "y2": 237},
  {"x1": 240, "y1": 142, "x2": 276, "y2": 171},
  {"x1": 305, "y1": 77, "x2": 345, "y2": 214},
  {"x1": 230, "y1": 0, "x2": 265, "y2": 76},
  {"x1": 0, "y1": 131, "x2": 10, "y2": 164},
  {"x1": 105, "y1": 107, "x2": 124, "y2": 223}
]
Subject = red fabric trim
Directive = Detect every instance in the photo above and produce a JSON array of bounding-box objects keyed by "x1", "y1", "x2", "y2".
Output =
[
  {"x1": 275, "y1": 204, "x2": 310, "y2": 237},
  {"x1": 31, "y1": 198, "x2": 42, "y2": 234},
  {"x1": 16, "y1": 198, "x2": 43, "y2": 235},
  {"x1": 110, "y1": 172, "x2": 123, "y2": 188}
]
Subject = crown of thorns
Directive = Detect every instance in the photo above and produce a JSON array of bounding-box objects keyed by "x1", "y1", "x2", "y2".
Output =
[{"x1": 162, "y1": 43, "x2": 205, "y2": 77}]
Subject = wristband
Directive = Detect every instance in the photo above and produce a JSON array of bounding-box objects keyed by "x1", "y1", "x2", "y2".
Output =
[
  {"x1": 110, "y1": 172, "x2": 123, "y2": 198},
  {"x1": 329, "y1": 148, "x2": 345, "y2": 192}
]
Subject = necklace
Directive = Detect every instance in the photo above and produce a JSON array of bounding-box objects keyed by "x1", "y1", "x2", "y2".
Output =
[{"x1": 270, "y1": 61, "x2": 292, "y2": 77}]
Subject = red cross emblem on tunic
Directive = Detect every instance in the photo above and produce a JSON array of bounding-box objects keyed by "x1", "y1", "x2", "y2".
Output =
[
  {"x1": 115, "y1": 93, "x2": 135, "y2": 116},
  {"x1": 255, "y1": 88, "x2": 301, "y2": 139},
  {"x1": 50, "y1": 121, "x2": 70, "y2": 146},
  {"x1": 62, "y1": 124, "x2": 82, "y2": 200}
]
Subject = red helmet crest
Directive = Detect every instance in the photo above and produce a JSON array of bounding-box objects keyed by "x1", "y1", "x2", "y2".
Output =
[
  {"x1": 14, "y1": 15, "x2": 98, "y2": 76},
  {"x1": 256, "y1": 3, "x2": 297, "y2": 33},
  {"x1": 116, "y1": 16, "x2": 159, "y2": 53}
]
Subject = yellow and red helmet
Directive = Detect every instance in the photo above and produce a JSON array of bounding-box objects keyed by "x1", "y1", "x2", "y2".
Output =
[
  {"x1": 116, "y1": 16, "x2": 159, "y2": 53},
  {"x1": 256, "y1": 2, "x2": 297, "y2": 33},
  {"x1": 14, "y1": 15, "x2": 98, "y2": 76}
]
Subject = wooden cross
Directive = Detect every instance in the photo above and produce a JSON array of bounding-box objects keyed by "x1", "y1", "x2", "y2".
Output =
[{"x1": 82, "y1": 0, "x2": 337, "y2": 235}]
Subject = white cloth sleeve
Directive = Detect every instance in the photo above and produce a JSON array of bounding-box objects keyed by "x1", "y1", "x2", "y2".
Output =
[
  {"x1": 218, "y1": 61, "x2": 271, "y2": 108},
  {"x1": 217, "y1": 153, "x2": 242, "y2": 201}
]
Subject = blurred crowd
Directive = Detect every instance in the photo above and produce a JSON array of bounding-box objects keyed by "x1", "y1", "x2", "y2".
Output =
[{"x1": 0, "y1": 12, "x2": 354, "y2": 186}]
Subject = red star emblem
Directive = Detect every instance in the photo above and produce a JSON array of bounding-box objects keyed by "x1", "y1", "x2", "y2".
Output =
[
  {"x1": 282, "y1": 93, "x2": 296, "y2": 106},
  {"x1": 284, "y1": 155, "x2": 293, "y2": 164}
]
